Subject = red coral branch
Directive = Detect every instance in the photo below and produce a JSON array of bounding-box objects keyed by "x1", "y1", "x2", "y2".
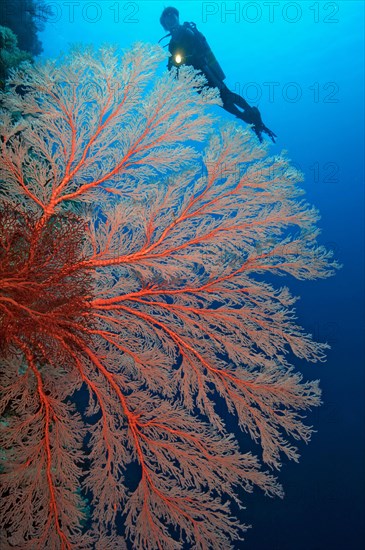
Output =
[{"x1": 0, "y1": 44, "x2": 338, "y2": 549}]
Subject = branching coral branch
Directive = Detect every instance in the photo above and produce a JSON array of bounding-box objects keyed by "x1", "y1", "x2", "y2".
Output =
[{"x1": 0, "y1": 44, "x2": 338, "y2": 549}]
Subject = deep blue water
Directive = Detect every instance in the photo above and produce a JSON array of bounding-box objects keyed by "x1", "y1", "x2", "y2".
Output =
[{"x1": 35, "y1": 1, "x2": 365, "y2": 548}]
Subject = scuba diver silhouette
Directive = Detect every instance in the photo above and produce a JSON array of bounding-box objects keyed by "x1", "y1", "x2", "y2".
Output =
[{"x1": 159, "y1": 6, "x2": 276, "y2": 143}]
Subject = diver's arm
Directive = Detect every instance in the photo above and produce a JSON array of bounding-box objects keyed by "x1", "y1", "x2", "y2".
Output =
[
  {"x1": 177, "y1": 26, "x2": 201, "y2": 64},
  {"x1": 186, "y1": 28, "x2": 206, "y2": 65}
]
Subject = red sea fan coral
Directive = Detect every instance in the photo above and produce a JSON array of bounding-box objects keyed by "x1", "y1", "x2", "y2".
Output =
[{"x1": 0, "y1": 44, "x2": 338, "y2": 549}]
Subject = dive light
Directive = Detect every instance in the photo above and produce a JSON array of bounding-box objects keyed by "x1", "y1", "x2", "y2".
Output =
[{"x1": 174, "y1": 53, "x2": 183, "y2": 65}]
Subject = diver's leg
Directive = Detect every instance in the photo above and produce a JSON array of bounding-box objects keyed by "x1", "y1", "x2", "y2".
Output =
[
  {"x1": 213, "y1": 81, "x2": 277, "y2": 143},
  {"x1": 201, "y1": 70, "x2": 248, "y2": 116},
  {"x1": 219, "y1": 84, "x2": 251, "y2": 119},
  {"x1": 224, "y1": 88, "x2": 251, "y2": 111},
  {"x1": 201, "y1": 66, "x2": 251, "y2": 116}
]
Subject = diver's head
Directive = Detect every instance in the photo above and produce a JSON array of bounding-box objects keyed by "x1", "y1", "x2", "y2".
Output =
[{"x1": 160, "y1": 7, "x2": 179, "y2": 31}]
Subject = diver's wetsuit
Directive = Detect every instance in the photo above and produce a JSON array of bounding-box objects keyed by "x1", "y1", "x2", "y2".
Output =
[
  {"x1": 167, "y1": 24, "x2": 251, "y2": 121},
  {"x1": 166, "y1": 23, "x2": 276, "y2": 143}
]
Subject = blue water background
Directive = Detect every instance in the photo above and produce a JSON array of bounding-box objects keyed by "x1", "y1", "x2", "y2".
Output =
[{"x1": 37, "y1": 1, "x2": 365, "y2": 548}]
